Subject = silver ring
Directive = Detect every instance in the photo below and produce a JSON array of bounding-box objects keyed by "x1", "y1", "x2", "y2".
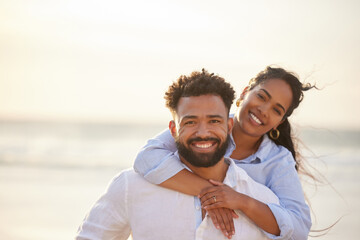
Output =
[{"x1": 213, "y1": 196, "x2": 217, "y2": 203}]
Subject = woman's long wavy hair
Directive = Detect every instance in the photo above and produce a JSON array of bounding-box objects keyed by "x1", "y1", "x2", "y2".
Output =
[{"x1": 247, "y1": 66, "x2": 316, "y2": 172}]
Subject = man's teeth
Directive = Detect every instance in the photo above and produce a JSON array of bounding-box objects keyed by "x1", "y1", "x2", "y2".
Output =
[
  {"x1": 195, "y1": 143, "x2": 213, "y2": 148},
  {"x1": 250, "y1": 113, "x2": 262, "y2": 124}
]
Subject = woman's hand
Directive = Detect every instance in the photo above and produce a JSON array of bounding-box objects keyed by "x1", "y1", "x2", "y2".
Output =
[
  {"x1": 200, "y1": 179, "x2": 241, "y2": 239},
  {"x1": 207, "y1": 208, "x2": 238, "y2": 239},
  {"x1": 200, "y1": 179, "x2": 243, "y2": 211},
  {"x1": 201, "y1": 179, "x2": 281, "y2": 236}
]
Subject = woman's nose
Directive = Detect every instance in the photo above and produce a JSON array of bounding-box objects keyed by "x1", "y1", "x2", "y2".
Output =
[{"x1": 258, "y1": 103, "x2": 270, "y2": 117}]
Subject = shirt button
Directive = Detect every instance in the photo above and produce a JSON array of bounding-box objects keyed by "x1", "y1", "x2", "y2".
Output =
[{"x1": 196, "y1": 206, "x2": 200, "y2": 210}]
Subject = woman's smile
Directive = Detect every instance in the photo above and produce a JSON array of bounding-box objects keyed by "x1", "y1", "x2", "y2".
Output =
[{"x1": 249, "y1": 112, "x2": 263, "y2": 125}]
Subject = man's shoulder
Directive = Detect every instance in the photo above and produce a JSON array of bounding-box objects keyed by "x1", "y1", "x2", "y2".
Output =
[{"x1": 107, "y1": 168, "x2": 152, "y2": 191}]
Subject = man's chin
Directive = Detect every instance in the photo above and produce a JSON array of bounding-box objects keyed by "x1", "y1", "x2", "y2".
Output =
[
  {"x1": 188, "y1": 153, "x2": 221, "y2": 168},
  {"x1": 176, "y1": 136, "x2": 229, "y2": 168},
  {"x1": 193, "y1": 153, "x2": 215, "y2": 162}
]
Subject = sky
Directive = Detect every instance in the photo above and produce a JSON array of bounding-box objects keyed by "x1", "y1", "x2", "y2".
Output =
[{"x1": 0, "y1": 0, "x2": 359, "y2": 130}]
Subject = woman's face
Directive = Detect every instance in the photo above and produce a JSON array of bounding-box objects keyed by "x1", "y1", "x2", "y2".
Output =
[{"x1": 235, "y1": 78, "x2": 293, "y2": 137}]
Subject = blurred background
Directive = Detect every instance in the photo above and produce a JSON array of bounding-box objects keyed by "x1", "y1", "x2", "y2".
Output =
[{"x1": 0, "y1": 0, "x2": 359, "y2": 239}]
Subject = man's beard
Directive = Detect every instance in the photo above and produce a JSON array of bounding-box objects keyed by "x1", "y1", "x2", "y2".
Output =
[{"x1": 176, "y1": 135, "x2": 230, "y2": 168}]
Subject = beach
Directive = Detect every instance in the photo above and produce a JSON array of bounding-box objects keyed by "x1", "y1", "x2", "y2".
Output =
[
  {"x1": 0, "y1": 122, "x2": 359, "y2": 239},
  {"x1": 0, "y1": 165, "x2": 120, "y2": 240}
]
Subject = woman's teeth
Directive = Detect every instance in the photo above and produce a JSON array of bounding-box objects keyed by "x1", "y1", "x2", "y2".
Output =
[{"x1": 250, "y1": 113, "x2": 262, "y2": 125}]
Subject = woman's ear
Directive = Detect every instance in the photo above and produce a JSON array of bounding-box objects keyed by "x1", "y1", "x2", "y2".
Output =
[
  {"x1": 169, "y1": 120, "x2": 177, "y2": 138},
  {"x1": 239, "y1": 86, "x2": 250, "y2": 101},
  {"x1": 275, "y1": 117, "x2": 286, "y2": 129},
  {"x1": 236, "y1": 86, "x2": 250, "y2": 107},
  {"x1": 227, "y1": 117, "x2": 234, "y2": 133}
]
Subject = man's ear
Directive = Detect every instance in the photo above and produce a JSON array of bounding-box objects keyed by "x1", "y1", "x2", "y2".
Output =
[
  {"x1": 169, "y1": 120, "x2": 177, "y2": 138},
  {"x1": 227, "y1": 117, "x2": 234, "y2": 133}
]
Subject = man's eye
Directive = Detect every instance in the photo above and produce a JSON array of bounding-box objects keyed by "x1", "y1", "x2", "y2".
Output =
[
  {"x1": 184, "y1": 121, "x2": 195, "y2": 125},
  {"x1": 210, "y1": 120, "x2": 220, "y2": 123}
]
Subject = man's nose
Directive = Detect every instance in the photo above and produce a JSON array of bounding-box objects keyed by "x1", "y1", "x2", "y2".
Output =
[{"x1": 195, "y1": 123, "x2": 210, "y2": 138}]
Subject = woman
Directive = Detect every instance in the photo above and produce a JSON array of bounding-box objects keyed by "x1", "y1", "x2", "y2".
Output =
[{"x1": 134, "y1": 66, "x2": 315, "y2": 239}]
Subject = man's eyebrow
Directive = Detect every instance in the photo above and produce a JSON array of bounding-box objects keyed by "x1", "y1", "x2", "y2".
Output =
[
  {"x1": 260, "y1": 89, "x2": 286, "y2": 113},
  {"x1": 180, "y1": 114, "x2": 224, "y2": 122},
  {"x1": 180, "y1": 115, "x2": 198, "y2": 121},
  {"x1": 207, "y1": 114, "x2": 224, "y2": 119}
]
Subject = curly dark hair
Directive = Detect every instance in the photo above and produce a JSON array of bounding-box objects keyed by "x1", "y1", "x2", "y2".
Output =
[{"x1": 165, "y1": 69, "x2": 235, "y2": 114}]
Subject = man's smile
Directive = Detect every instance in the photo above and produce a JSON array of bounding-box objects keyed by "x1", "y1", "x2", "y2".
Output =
[
  {"x1": 193, "y1": 142, "x2": 213, "y2": 149},
  {"x1": 188, "y1": 138, "x2": 220, "y2": 153}
]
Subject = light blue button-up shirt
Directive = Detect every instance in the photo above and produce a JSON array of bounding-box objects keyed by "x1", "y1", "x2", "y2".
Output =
[{"x1": 134, "y1": 128, "x2": 312, "y2": 239}]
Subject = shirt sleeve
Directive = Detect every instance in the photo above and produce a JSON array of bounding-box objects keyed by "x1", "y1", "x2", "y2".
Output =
[
  {"x1": 75, "y1": 171, "x2": 131, "y2": 240},
  {"x1": 262, "y1": 152, "x2": 312, "y2": 240},
  {"x1": 133, "y1": 128, "x2": 185, "y2": 184}
]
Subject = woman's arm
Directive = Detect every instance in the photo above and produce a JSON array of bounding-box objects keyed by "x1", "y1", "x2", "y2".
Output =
[
  {"x1": 265, "y1": 157, "x2": 311, "y2": 240},
  {"x1": 134, "y1": 129, "x2": 183, "y2": 184},
  {"x1": 230, "y1": 149, "x2": 311, "y2": 239}
]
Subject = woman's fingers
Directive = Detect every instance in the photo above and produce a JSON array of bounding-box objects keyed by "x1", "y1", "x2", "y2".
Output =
[
  {"x1": 201, "y1": 184, "x2": 243, "y2": 210},
  {"x1": 221, "y1": 208, "x2": 235, "y2": 237},
  {"x1": 209, "y1": 179, "x2": 224, "y2": 186},
  {"x1": 201, "y1": 192, "x2": 220, "y2": 206},
  {"x1": 199, "y1": 186, "x2": 217, "y2": 199},
  {"x1": 203, "y1": 202, "x2": 224, "y2": 210},
  {"x1": 208, "y1": 208, "x2": 235, "y2": 239},
  {"x1": 200, "y1": 189, "x2": 219, "y2": 202},
  {"x1": 207, "y1": 209, "x2": 220, "y2": 229},
  {"x1": 231, "y1": 210, "x2": 239, "y2": 219}
]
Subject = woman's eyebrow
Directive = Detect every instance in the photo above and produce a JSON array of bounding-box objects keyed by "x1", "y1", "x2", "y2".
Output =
[
  {"x1": 260, "y1": 88, "x2": 271, "y2": 98},
  {"x1": 260, "y1": 89, "x2": 286, "y2": 113}
]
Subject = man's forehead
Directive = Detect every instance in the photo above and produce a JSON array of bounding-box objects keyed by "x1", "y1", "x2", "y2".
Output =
[{"x1": 175, "y1": 95, "x2": 228, "y2": 119}]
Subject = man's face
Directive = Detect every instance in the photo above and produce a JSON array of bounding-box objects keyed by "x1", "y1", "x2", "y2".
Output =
[{"x1": 169, "y1": 95, "x2": 233, "y2": 168}]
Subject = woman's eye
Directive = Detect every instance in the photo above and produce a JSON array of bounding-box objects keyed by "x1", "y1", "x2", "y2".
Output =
[
  {"x1": 257, "y1": 93, "x2": 265, "y2": 100},
  {"x1": 273, "y1": 108, "x2": 281, "y2": 115}
]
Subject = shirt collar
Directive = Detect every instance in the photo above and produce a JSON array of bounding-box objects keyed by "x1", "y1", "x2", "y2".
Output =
[
  {"x1": 175, "y1": 152, "x2": 244, "y2": 188},
  {"x1": 253, "y1": 134, "x2": 273, "y2": 161},
  {"x1": 223, "y1": 157, "x2": 249, "y2": 188},
  {"x1": 232, "y1": 134, "x2": 274, "y2": 164}
]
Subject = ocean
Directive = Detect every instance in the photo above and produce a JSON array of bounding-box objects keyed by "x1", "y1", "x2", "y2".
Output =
[{"x1": 0, "y1": 121, "x2": 359, "y2": 239}]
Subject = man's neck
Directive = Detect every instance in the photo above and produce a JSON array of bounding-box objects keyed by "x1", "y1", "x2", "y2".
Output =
[{"x1": 180, "y1": 157, "x2": 229, "y2": 182}]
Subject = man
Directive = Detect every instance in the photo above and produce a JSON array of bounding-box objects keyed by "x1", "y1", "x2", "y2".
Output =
[{"x1": 76, "y1": 69, "x2": 279, "y2": 240}]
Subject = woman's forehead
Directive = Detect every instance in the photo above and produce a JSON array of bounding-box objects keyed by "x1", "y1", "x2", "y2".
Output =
[{"x1": 255, "y1": 78, "x2": 293, "y2": 109}]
